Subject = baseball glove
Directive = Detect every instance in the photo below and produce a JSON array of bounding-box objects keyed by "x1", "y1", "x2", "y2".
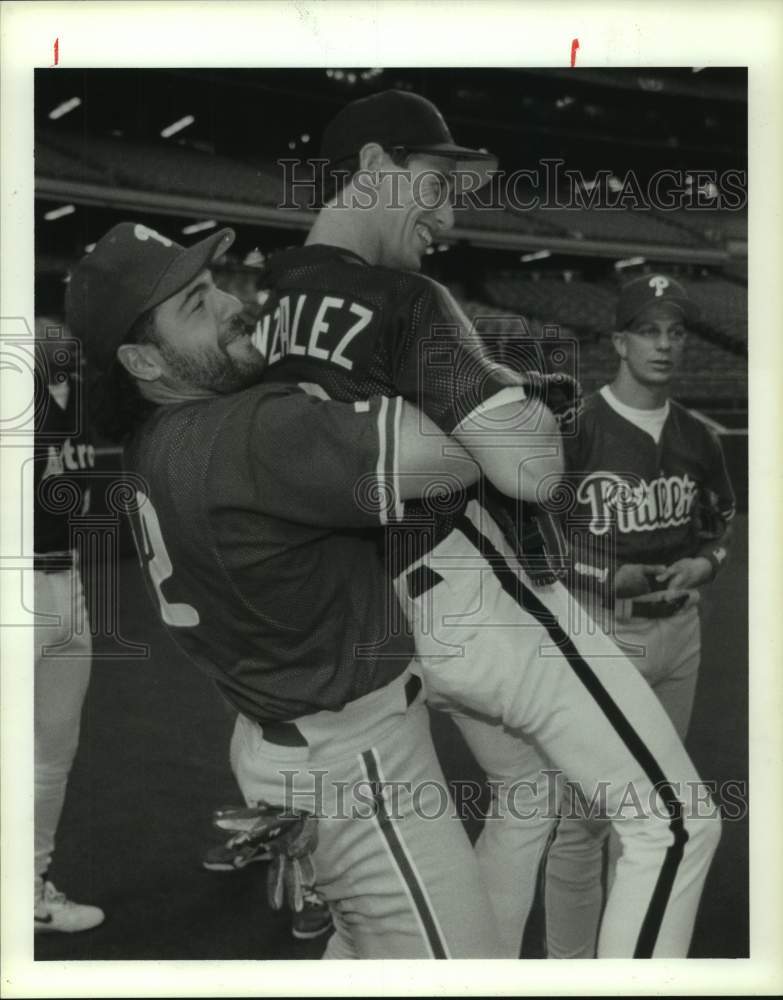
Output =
[
  {"x1": 213, "y1": 802, "x2": 320, "y2": 914},
  {"x1": 488, "y1": 490, "x2": 570, "y2": 587},
  {"x1": 517, "y1": 502, "x2": 570, "y2": 586},
  {"x1": 522, "y1": 371, "x2": 583, "y2": 431}
]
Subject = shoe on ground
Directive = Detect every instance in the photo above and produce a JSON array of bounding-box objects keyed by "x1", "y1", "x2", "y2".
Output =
[
  {"x1": 34, "y1": 880, "x2": 104, "y2": 934},
  {"x1": 202, "y1": 838, "x2": 273, "y2": 871},
  {"x1": 291, "y1": 890, "x2": 333, "y2": 941}
]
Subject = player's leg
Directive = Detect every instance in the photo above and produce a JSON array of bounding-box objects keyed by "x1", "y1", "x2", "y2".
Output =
[
  {"x1": 399, "y1": 526, "x2": 561, "y2": 957},
  {"x1": 404, "y1": 509, "x2": 720, "y2": 956},
  {"x1": 542, "y1": 615, "x2": 678, "y2": 959},
  {"x1": 604, "y1": 612, "x2": 703, "y2": 942},
  {"x1": 440, "y1": 705, "x2": 556, "y2": 956},
  {"x1": 599, "y1": 608, "x2": 703, "y2": 931},
  {"x1": 321, "y1": 909, "x2": 361, "y2": 959},
  {"x1": 34, "y1": 566, "x2": 103, "y2": 932},
  {"x1": 35, "y1": 569, "x2": 92, "y2": 879},
  {"x1": 230, "y1": 676, "x2": 503, "y2": 959},
  {"x1": 543, "y1": 811, "x2": 606, "y2": 958},
  {"x1": 473, "y1": 507, "x2": 721, "y2": 957},
  {"x1": 320, "y1": 707, "x2": 503, "y2": 960},
  {"x1": 508, "y1": 590, "x2": 719, "y2": 957},
  {"x1": 639, "y1": 608, "x2": 701, "y2": 741},
  {"x1": 544, "y1": 606, "x2": 703, "y2": 957}
]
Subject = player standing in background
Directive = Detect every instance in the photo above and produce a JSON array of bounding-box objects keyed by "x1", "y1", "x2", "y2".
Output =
[
  {"x1": 67, "y1": 222, "x2": 504, "y2": 960},
  {"x1": 33, "y1": 317, "x2": 104, "y2": 933},
  {"x1": 542, "y1": 274, "x2": 736, "y2": 958},
  {"x1": 254, "y1": 90, "x2": 722, "y2": 958}
]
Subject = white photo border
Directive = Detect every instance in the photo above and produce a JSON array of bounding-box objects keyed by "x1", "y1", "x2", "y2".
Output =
[{"x1": 2, "y1": 1, "x2": 781, "y2": 996}]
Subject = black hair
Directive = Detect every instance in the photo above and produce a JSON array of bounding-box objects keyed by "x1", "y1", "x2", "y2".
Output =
[{"x1": 87, "y1": 310, "x2": 159, "y2": 445}]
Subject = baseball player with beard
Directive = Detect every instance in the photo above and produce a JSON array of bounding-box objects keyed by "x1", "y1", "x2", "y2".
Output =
[
  {"x1": 67, "y1": 222, "x2": 505, "y2": 960},
  {"x1": 541, "y1": 274, "x2": 736, "y2": 958},
  {"x1": 253, "y1": 90, "x2": 722, "y2": 958}
]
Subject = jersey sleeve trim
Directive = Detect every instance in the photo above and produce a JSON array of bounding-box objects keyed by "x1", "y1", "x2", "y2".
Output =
[
  {"x1": 289, "y1": 387, "x2": 406, "y2": 525},
  {"x1": 376, "y1": 395, "x2": 405, "y2": 525},
  {"x1": 452, "y1": 385, "x2": 529, "y2": 434},
  {"x1": 297, "y1": 381, "x2": 332, "y2": 400}
]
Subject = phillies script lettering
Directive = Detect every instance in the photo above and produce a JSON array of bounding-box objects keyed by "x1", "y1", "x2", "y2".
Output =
[
  {"x1": 41, "y1": 438, "x2": 96, "y2": 479},
  {"x1": 253, "y1": 294, "x2": 374, "y2": 371},
  {"x1": 577, "y1": 471, "x2": 698, "y2": 535}
]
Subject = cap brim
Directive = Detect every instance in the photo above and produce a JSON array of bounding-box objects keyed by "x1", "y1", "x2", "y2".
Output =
[
  {"x1": 144, "y1": 228, "x2": 236, "y2": 313},
  {"x1": 619, "y1": 296, "x2": 700, "y2": 329},
  {"x1": 406, "y1": 143, "x2": 498, "y2": 190}
]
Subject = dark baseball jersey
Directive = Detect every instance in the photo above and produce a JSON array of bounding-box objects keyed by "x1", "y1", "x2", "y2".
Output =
[
  {"x1": 123, "y1": 383, "x2": 413, "y2": 724},
  {"x1": 253, "y1": 243, "x2": 527, "y2": 566},
  {"x1": 34, "y1": 373, "x2": 95, "y2": 553},
  {"x1": 564, "y1": 390, "x2": 736, "y2": 593}
]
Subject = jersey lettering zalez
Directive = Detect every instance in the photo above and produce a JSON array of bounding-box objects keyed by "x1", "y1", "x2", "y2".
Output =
[{"x1": 253, "y1": 244, "x2": 526, "y2": 566}]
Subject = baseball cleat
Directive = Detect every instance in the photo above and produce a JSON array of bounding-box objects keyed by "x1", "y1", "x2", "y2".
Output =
[
  {"x1": 201, "y1": 838, "x2": 273, "y2": 871},
  {"x1": 291, "y1": 890, "x2": 334, "y2": 941},
  {"x1": 34, "y1": 880, "x2": 104, "y2": 934}
]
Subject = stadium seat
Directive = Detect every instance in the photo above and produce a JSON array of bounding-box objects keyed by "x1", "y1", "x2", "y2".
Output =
[
  {"x1": 531, "y1": 208, "x2": 703, "y2": 247},
  {"x1": 686, "y1": 279, "x2": 748, "y2": 348},
  {"x1": 660, "y1": 209, "x2": 747, "y2": 245},
  {"x1": 482, "y1": 274, "x2": 616, "y2": 335},
  {"x1": 38, "y1": 129, "x2": 282, "y2": 206},
  {"x1": 454, "y1": 289, "x2": 747, "y2": 403}
]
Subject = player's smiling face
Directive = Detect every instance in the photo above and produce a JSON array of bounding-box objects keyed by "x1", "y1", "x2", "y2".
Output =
[
  {"x1": 614, "y1": 301, "x2": 687, "y2": 387},
  {"x1": 151, "y1": 270, "x2": 266, "y2": 393},
  {"x1": 374, "y1": 152, "x2": 455, "y2": 271}
]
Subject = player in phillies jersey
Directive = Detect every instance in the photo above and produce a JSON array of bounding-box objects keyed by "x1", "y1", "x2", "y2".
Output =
[
  {"x1": 67, "y1": 222, "x2": 506, "y2": 960},
  {"x1": 542, "y1": 273, "x2": 736, "y2": 958},
  {"x1": 33, "y1": 317, "x2": 104, "y2": 934},
  {"x1": 254, "y1": 90, "x2": 722, "y2": 958}
]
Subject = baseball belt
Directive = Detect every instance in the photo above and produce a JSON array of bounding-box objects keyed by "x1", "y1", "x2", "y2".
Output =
[
  {"x1": 33, "y1": 550, "x2": 76, "y2": 573},
  {"x1": 260, "y1": 674, "x2": 423, "y2": 747},
  {"x1": 616, "y1": 591, "x2": 699, "y2": 621},
  {"x1": 628, "y1": 596, "x2": 688, "y2": 619}
]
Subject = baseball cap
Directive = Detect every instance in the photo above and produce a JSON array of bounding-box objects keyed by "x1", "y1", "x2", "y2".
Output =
[
  {"x1": 616, "y1": 273, "x2": 699, "y2": 329},
  {"x1": 66, "y1": 222, "x2": 235, "y2": 369},
  {"x1": 320, "y1": 89, "x2": 498, "y2": 190}
]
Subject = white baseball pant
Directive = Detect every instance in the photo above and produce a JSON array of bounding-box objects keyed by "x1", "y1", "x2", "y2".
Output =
[
  {"x1": 544, "y1": 603, "x2": 703, "y2": 958},
  {"x1": 230, "y1": 667, "x2": 504, "y2": 959},
  {"x1": 395, "y1": 500, "x2": 720, "y2": 958},
  {"x1": 34, "y1": 562, "x2": 93, "y2": 883}
]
